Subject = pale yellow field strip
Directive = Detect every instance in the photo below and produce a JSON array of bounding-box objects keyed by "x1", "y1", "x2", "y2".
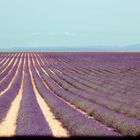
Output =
[
  {"x1": 0, "y1": 55, "x2": 25, "y2": 137},
  {"x1": 30, "y1": 54, "x2": 70, "y2": 137}
]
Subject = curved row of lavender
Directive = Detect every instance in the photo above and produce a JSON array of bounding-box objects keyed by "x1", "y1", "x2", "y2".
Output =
[{"x1": 15, "y1": 56, "x2": 52, "y2": 136}]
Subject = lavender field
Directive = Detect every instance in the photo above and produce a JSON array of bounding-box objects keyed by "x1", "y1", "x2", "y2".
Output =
[{"x1": 0, "y1": 52, "x2": 140, "y2": 137}]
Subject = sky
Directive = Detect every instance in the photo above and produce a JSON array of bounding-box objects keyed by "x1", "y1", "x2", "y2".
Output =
[{"x1": 0, "y1": 0, "x2": 140, "y2": 51}]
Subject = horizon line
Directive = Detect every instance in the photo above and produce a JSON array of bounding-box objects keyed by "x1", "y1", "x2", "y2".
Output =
[{"x1": 0, "y1": 50, "x2": 140, "y2": 53}]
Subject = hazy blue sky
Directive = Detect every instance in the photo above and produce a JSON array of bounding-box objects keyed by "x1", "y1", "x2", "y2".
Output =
[{"x1": 0, "y1": 0, "x2": 140, "y2": 50}]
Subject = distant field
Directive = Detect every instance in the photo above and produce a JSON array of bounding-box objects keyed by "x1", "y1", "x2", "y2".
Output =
[{"x1": 0, "y1": 52, "x2": 140, "y2": 137}]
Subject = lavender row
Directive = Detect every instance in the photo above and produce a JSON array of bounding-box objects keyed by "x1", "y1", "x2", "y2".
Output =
[{"x1": 15, "y1": 57, "x2": 52, "y2": 136}]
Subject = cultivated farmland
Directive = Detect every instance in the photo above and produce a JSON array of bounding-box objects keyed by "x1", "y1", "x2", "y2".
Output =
[{"x1": 0, "y1": 52, "x2": 140, "y2": 137}]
